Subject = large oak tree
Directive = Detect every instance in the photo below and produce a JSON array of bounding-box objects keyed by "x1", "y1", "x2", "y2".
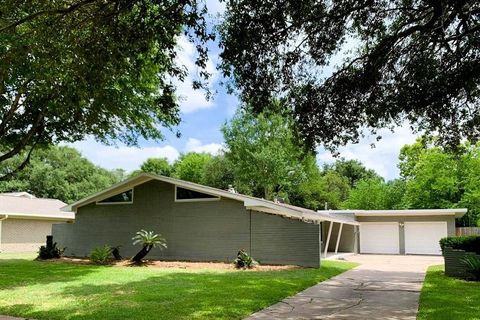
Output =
[
  {"x1": 219, "y1": 0, "x2": 480, "y2": 151},
  {"x1": 0, "y1": 0, "x2": 213, "y2": 179}
]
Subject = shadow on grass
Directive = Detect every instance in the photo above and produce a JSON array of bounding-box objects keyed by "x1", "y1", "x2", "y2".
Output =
[{"x1": 0, "y1": 260, "x2": 354, "y2": 320}]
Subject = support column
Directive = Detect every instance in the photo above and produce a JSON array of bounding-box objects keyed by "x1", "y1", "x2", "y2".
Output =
[
  {"x1": 323, "y1": 221, "x2": 333, "y2": 258},
  {"x1": 334, "y1": 223, "x2": 344, "y2": 254}
]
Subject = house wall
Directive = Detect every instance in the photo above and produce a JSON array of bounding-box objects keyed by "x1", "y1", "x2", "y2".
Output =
[
  {"x1": 251, "y1": 211, "x2": 320, "y2": 267},
  {"x1": 356, "y1": 215, "x2": 456, "y2": 254},
  {"x1": 53, "y1": 180, "x2": 320, "y2": 267},
  {"x1": 0, "y1": 218, "x2": 54, "y2": 252}
]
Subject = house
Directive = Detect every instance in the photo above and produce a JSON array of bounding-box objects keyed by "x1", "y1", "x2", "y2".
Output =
[
  {"x1": 53, "y1": 173, "x2": 466, "y2": 267},
  {"x1": 0, "y1": 192, "x2": 74, "y2": 253},
  {"x1": 320, "y1": 208, "x2": 466, "y2": 257}
]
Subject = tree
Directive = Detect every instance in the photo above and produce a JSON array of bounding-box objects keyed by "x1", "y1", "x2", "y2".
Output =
[
  {"x1": 342, "y1": 178, "x2": 406, "y2": 210},
  {"x1": 222, "y1": 107, "x2": 308, "y2": 200},
  {"x1": 131, "y1": 230, "x2": 167, "y2": 263},
  {"x1": 220, "y1": 1, "x2": 480, "y2": 151},
  {"x1": 399, "y1": 139, "x2": 480, "y2": 226},
  {"x1": 140, "y1": 158, "x2": 172, "y2": 177},
  {"x1": 0, "y1": 0, "x2": 213, "y2": 178},
  {"x1": 173, "y1": 152, "x2": 212, "y2": 184},
  {"x1": 324, "y1": 159, "x2": 380, "y2": 188},
  {"x1": 319, "y1": 171, "x2": 351, "y2": 210},
  {"x1": 0, "y1": 145, "x2": 121, "y2": 203},
  {"x1": 201, "y1": 154, "x2": 235, "y2": 190}
]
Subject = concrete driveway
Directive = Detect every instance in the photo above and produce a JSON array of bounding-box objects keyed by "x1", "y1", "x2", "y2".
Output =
[{"x1": 247, "y1": 254, "x2": 443, "y2": 320}]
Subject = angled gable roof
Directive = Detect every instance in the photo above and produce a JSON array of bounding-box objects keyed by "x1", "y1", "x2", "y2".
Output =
[{"x1": 65, "y1": 173, "x2": 359, "y2": 225}]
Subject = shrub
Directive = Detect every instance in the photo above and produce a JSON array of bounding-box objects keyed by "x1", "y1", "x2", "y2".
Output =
[
  {"x1": 461, "y1": 255, "x2": 480, "y2": 281},
  {"x1": 131, "y1": 230, "x2": 167, "y2": 263},
  {"x1": 38, "y1": 242, "x2": 64, "y2": 259},
  {"x1": 233, "y1": 249, "x2": 258, "y2": 269},
  {"x1": 440, "y1": 236, "x2": 480, "y2": 254},
  {"x1": 89, "y1": 245, "x2": 113, "y2": 264}
]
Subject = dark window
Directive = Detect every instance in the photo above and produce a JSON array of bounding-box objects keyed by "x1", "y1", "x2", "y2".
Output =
[
  {"x1": 98, "y1": 189, "x2": 133, "y2": 203},
  {"x1": 176, "y1": 187, "x2": 218, "y2": 200}
]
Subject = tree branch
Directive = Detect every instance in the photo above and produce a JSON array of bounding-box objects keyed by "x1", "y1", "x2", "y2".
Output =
[
  {"x1": 0, "y1": 142, "x2": 37, "y2": 181},
  {"x1": 0, "y1": 0, "x2": 98, "y2": 32}
]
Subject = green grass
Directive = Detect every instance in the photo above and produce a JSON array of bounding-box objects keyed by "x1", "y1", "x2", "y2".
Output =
[
  {"x1": 0, "y1": 253, "x2": 356, "y2": 320},
  {"x1": 418, "y1": 265, "x2": 480, "y2": 320}
]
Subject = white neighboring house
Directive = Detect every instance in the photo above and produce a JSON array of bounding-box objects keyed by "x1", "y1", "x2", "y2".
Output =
[{"x1": 0, "y1": 192, "x2": 74, "y2": 253}]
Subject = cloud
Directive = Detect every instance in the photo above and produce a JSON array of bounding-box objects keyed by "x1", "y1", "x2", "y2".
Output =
[
  {"x1": 175, "y1": 36, "x2": 218, "y2": 114},
  {"x1": 184, "y1": 138, "x2": 223, "y2": 155},
  {"x1": 70, "y1": 137, "x2": 224, "y2": 172},
  {"x1": 70, "y1": 139, "x2": 180, "y2": 172},
  {"x1": 317, "y1": 124, "x2": 419, "y2": 180}
]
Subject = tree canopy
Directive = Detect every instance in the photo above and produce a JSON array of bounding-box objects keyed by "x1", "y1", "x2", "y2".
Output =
[
  {"x1": 0, "y1": 145, "x2": 123, "y2": 203},
  {"x1": 219, "y1": 0, "x2": 480, "y2": 151},
  {"x1": 0, "y1": 0, "x2": 213, "y2": 179},
  {"x1": 222, "y1": 106, "x2": 309, "y2": 199}
]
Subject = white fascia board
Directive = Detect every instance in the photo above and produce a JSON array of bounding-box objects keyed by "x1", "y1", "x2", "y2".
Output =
[
  {"x1": 353, "y1": 208, "x2": 467, "y2": 218},
  {"x1": 0, "y1": 212, "x2": 74, "y2": 221}
]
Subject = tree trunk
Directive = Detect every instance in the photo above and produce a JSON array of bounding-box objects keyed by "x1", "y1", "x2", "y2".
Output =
[{"x1": 131, "y1": 245, "x2": 153, "y2": 263}]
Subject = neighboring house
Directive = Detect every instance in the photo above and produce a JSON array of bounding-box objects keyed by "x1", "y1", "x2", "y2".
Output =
[
  {"x1": 53, "y1": 173, "x2": 466, "y2": 267},
  {"x1": 0, "y1": 192, "x2": 74, "y2": 253}
]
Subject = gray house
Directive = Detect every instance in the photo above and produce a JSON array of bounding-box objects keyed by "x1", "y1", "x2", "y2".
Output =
[
  {"x1": 53, "y1": 173, "x2": 466, "y2": 267},
  {"x1": 53, "y1": 173, "x2": 358, "y2": 267}
]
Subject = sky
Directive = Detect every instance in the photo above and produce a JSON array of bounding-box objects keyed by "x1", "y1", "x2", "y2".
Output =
[{"x1": 71, "y1": 0, "x2": 419, "y2": 181}]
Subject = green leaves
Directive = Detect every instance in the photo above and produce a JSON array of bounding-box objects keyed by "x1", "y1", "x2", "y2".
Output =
[
  {"x1": 0, "y1": 0, "x2": 213, "y2": 174},
  {"x1": 132, "y1": 230, "x2": 167, "y2": 250},
  {"x1": 219, "y1": 0, "x2": 480, "y2": 151}
]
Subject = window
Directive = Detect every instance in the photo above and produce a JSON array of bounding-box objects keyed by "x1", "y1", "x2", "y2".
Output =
[
  {"x1": 97, "y1": 189, "x2": 133, "y2": 204},
  {"x1": 175, "y1": 187, "x2": 219, "y2": 202}
]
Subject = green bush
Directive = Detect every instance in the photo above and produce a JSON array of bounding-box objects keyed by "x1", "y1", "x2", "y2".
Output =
[
  {"x1": 89, "y1": 245, "x2": 113, "y2": 264},
  {"x1": 461, "y1": 255, "x2": 480, "y2": 281},
  {"x1": 38, "y1": 242, "x2": 64, "y2": 259},
  {"x1": 233, "y1": 249, "x2": 258, "y2": 269},
  {"x1": 439, "y1": 236, "x2": 480, "y2": 254}
]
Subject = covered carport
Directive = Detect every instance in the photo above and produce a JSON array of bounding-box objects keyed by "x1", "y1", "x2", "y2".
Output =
[{"x1": 318, "y1": 212, "x2": 359, "y2": 259}]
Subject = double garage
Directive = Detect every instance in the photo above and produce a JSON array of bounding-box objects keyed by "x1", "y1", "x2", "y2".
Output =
[{"x1": 355, "y1": 209, "x2": 464, "y2": 255}]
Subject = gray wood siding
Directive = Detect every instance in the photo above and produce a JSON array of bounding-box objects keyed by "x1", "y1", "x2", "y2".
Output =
[
  {"x1": 53, "y1": 180, "x2": 321, "y2": 267},
  {"x1": 251, "y1": 211, "x2": 320, "y2": 267}
]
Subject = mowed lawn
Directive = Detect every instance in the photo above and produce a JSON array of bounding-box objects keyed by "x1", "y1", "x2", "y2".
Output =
[
  {"x1": 418, "y1": 265, "x2": 480, "y2": 320},
  {"x1": 0, "y1": 253, "x2": 356, "y2": 320}
]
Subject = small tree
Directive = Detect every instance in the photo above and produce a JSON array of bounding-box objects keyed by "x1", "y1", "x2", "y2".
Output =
[{"x1": 131, "y1": 230, "x2": 167, "y2": 263}]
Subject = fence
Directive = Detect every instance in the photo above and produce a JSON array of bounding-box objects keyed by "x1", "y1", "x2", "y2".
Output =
[{"x1": 456, "y1": 227, "x2": 480, "y2": 236}]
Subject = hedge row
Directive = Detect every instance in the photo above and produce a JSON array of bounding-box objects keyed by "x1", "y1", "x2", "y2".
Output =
[{"x1": 440, "y1": 235, "x2": 480, "y2": 254}]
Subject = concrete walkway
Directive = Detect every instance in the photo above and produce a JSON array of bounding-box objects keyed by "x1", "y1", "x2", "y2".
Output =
[{"x1": 247, "y1": 254, "x2": 442, "y2": 320}]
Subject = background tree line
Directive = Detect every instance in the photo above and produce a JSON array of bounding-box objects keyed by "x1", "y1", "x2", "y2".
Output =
[{"x1": 1, "y1": 108, "x2": 479, "y2": 227}]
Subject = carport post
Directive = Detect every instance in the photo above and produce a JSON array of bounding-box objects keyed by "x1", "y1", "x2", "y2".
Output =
[
  {"x1": 323, "y1": 221, "x2": 333, "y2": 258},
  {"x1": 334, "y1": 223, "x2": 344, "y2": 254}
]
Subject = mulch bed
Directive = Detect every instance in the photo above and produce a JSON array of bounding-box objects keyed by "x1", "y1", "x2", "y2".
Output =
[{"x1": 44, "y1": 257, "x2": 302, "y2": 271}]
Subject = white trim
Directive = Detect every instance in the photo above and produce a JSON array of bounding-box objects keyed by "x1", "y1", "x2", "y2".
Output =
[
  {"x1": 325, "y1": 208, "x2": 467, "y2": 218},
  {"x1": 0, "y1": 213, "x2": 72, "y2": 222},
  {"x1": 335, "y1": 223, "x2": 344, "y2": 255},
  {"x1": 324, "y1": 221, "x2": 334, "y2": 258},
  {"x1": 96, "y1": 189, "x2": 134, "y2": 205},
  {"x1": 174, "y1": 185, "x2": 221, "y2": 202}
]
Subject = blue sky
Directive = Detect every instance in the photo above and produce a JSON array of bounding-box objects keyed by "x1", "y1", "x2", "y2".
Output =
[{"x1": 71, "y1": 0, "x2": 419, "y2": 180}]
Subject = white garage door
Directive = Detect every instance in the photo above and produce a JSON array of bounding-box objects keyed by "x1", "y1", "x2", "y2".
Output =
[
  {"x1": 404, "y1": 221, "x2": 447, "y2": 255},
  {"x1": 360, "y1": 222, "x2": 400, "y2": 254}
]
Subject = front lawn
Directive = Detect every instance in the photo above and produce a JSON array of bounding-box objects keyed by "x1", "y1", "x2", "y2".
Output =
[
  {"x1": 417, "y1": 265, "x2": 480, "y2": 320},
  {"x1": 0, "y1": 253, "x2": 356, "y2": 320}
]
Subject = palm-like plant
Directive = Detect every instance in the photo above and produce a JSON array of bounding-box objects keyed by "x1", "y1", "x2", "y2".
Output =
[{"x1": 131, "y1": 230, "x2": 167, "y2": 263}]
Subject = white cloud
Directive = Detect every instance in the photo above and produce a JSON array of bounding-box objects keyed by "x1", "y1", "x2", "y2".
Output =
[
  {"x1": 70, "y1": 139, "x2": 180, "y2": 172},
  {"x1": 317, "y1": 125, "x2": 419, "y2": 180},
  {"x1": 184, "y1": 138, "x2": 223, "y2": 155},
  {"x1": 175, "y1": 36, "x2": 218, "y2": 114},
  {"x1": 70, "y1": 137, "x2": 224, "y2": 172}
]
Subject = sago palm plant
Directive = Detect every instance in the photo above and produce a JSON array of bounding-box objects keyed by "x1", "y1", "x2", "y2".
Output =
[{"x1": 131, "y1": 230, "x2": 167, "y2": 263}]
